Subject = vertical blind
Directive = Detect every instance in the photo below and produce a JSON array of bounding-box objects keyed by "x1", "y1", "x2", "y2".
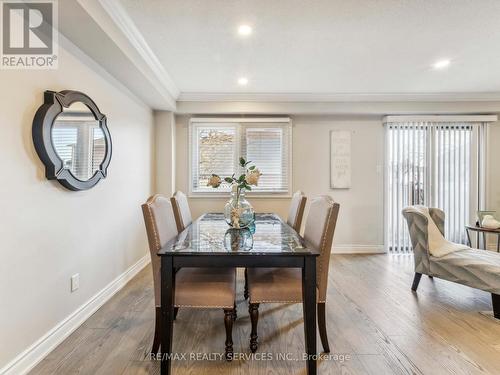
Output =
[
  {"x1": 190, "y1": 120, "x2": 291, "y2": 194},
  {"x1": 434, "y1": 124, "x2": 472, "y2": 244},
  {"x1": 385, "y1": 121, "x2": 484, "y2": 252}
]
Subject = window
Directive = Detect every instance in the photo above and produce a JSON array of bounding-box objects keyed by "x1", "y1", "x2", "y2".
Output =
[
  {"x1": 384, "y1": 117, "x2": 491, "y2": 252},
  {"x1": 190, "y1": 118, "x2": 291, "y2": 194}
]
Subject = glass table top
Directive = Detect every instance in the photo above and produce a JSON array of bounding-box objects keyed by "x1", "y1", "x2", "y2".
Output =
[{"x1": 158, "y1": 213, "x2": 318, "y2": 256}]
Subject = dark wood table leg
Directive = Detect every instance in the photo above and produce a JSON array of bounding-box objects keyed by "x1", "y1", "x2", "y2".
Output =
[
  {"x1": 302, "y1": 256, "x2": 317, "y2": 375},
  {"x1": 492, "y1": 294, "x2": 500, "y2": 319},
  {"x1": 466, "y1": 229, "x2": 471, "y2": 247},
  {"x1": 160, "y1": 255, "x2": 175, "y2": 375},
  {"x1": 483, "y1": 232, "x2": 487, "y2": 250}
]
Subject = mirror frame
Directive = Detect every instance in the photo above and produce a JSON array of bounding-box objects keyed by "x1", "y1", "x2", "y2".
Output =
[{"x1": 32, "y1": 90, "x2": 112, "y2": 191}]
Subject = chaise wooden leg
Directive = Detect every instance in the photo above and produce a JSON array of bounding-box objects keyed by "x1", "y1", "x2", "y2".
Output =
[
  {"x1": 492, "y1": 294, "x2": 500, "y2": 319},
  {"x1": 244, "y1": 268, "x2": 249, "y2": 300},
  {"x1": 151, "y1": 306, "x2": 161, "y2": 354},
  {"x1": 249, "y1": 303, "x2": 259, "y2": 353},
  {"x1": 412, "y1": 272, "x2": 422, "y2": 291},
  {"x1": 233, "y1": 303, "x2": 237, "y2": 321},
  {"x1": 224, "y1": 309, "x2": 234, "y2": 361},
  {"x1": 317, "y1": 302, "x2": 330, "y2": 353},
  {"x1": 174, "y1": 307, "x2": 179, "y2": 320}
]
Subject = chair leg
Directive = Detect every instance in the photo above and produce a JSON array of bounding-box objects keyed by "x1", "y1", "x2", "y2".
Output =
[
  {"x1": 317, "y1": 302, "x2": 330, "y2": 353},
  {"x1": 411, "y1": 272, "x2": 422, "y2": 291},
  {"x1": 224, "y1": 309, "x2": 234, "y2": 361},
  {"x1": 244, "y1": 268, "x2": 249, "y2": 300},
  {"x1": 249, "y1": 303, "x2": 259, "y2": 353},
  {"x1": 233, "y1": 303, "x2": 237, "y2": 321},
  {"x1": 174, "y1": 307, "x2": 179, "y2": 320},
  {"x1": 151, "y1": 307, "x2": 161, "y2": 354},
  {"x1": 492, "y1": 294, "x2": 500, "y2": 319}
]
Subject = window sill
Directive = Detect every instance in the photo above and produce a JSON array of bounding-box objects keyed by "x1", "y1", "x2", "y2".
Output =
[{"x1": 188, "y1": 193, "x2": 292, "y2": 199}]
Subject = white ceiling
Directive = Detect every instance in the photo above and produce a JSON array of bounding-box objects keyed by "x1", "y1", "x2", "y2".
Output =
[{"x1": 118, "y1": 0, "x2": 500, "y2": 97}]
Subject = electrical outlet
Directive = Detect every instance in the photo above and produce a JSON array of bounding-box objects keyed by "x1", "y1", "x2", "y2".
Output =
[{"x1": 71, "y1": 274, "x2": 80, "y2": 292}]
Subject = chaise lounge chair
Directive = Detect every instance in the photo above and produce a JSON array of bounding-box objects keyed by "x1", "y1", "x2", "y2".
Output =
[{"x1": 403, "y1": 206, "x2": 500, "y2": 318}]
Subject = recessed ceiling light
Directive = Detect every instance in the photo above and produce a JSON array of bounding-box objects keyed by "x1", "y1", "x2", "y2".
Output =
[
  {"x1": 432, "y1": 59, "x2": 451, "y2": 69},
  {"x1": 238, "y1": 24, "x2": 252, "y2": 36},
  {"x1": 238, "y1": 77, "x2": 249, "y2": 86}
]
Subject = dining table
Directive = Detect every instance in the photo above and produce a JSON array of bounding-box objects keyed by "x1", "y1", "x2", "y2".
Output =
[{"x1": 158, "y1": 212, "x2": 320, "y2": 375}]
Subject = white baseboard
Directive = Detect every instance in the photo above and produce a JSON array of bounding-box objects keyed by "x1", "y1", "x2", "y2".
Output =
[
  {"x1": 0, "y1": 254, "x2": 150, "y2": 375},
  {"x1": 332, "y1": 244, "x2": 385, "y2": 254}
]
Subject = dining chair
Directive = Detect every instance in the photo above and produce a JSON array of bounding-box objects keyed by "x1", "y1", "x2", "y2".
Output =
[
  {"x1": 243, "y1": 190, "x2": 307, "y2": 300},
  {"x1": 171, "y1": 190, "x2": 239, "y2": 318},
  {"x1": 287, "y1": 190, "x2": 307, "y2": 232},
  {"x1": 142, "y1": 194, "x2": 237, "y2": 360},
  {"x1": 170, "y1": 191, "x2": 193, "y2": 233},
  {"x1": 246, "y1": 195, "x2": 339, "y2": 353}
]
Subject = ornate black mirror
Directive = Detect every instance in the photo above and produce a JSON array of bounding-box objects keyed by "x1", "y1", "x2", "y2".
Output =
[{"x1": 32, "y1": 90, "x2": 112, "y2": 191}]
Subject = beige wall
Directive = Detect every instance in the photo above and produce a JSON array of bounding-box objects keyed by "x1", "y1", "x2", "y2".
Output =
[
  {"x1": 0, "y1": 37, "x2": 153, "y2": 369},
  {"x1": 175, "y1": 114, "x2": 385, "y2": 251},
  {"x1": 154, "y1": 111, "x2": 176, "y2": 197},
  {"x1": 487, "y1": 123, "x2": 500, "y2": 213},
  {"x1": 174, "y1": 114, "x2": 500, "y2": 252}
]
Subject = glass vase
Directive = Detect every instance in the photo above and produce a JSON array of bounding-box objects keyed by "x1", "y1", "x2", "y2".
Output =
[{"x1": 224, "y1": 189, "x2": 255, "y2": 228}]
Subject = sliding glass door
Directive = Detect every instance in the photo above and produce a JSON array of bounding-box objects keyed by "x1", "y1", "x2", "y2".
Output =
[{"x1": 385, "y1": 121, "x2": 485, "y2": 252}]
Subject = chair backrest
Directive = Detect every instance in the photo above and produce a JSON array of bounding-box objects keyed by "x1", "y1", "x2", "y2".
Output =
[
  {"x1": 402, "y1": 206, "x2": 445, "y2": 274},
  {"x1": 287, "y1": 190, "x2": 307, "y2": 232},
  {"x1": 170, "y1": 191, "x2": 193, "y2": 232},
  {"x1": 142, "y1": 194, "x2": 179, "y2": 306},
  {"x1": 303, "y1": 195, "x2": 340, "y2": 303}
]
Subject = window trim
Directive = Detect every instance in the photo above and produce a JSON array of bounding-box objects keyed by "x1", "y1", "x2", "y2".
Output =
[{"x1": 188, "y1": 117, "x2": 293, "y2": 198}]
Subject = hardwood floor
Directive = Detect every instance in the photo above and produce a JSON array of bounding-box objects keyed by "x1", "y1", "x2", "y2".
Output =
[{"x1": 30, "y1": 254, "x2": 500, "y2": 375}]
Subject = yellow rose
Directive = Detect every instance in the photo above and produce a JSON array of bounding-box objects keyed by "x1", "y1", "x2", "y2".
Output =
[
  {"x1": 207, "y1": 175, "x2": 222, "y2": 188},
  {"x1": 246, "y1": 169, "x2": 261, "y2": 186}
]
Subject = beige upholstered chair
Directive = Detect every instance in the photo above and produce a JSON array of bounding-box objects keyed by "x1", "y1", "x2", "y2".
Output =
[
  {"x1": 287, "y1": 190, "x2": 307, "y2": 232},
  {"x1": 247, "y1": 195, "x2": 339, "y2": 353},
  {"x1": 243, "y1": 191, "x2": 308, "y2": 300},
  {"x1": 170, "y1": 191, "x2": 193, "y2": 233},
  {"x1": 142, "y1": 195, "x2": 237, "y2": 359}
]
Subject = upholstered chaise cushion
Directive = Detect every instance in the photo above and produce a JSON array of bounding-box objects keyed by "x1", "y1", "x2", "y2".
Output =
[
  {"x1": 431, "y1": 249, "x2": 500, "y2": 294},
  {"x1": 404, "y1": 206, "x2": 469, "y2": 257},
  {"x1": 403, "y1": 206, "x2": 500, "y2": 295},
  {"x1": 175, "y1": 268, "x2": 236, "y2": 308},
  {"x1": 248, "y1": 267, "x2": 321, "y2": 303}
]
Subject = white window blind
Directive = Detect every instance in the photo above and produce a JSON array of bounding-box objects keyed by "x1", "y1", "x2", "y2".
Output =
[
  {"x1": 191, "y1": 125, "x2": 237, "y2": 193},
  {"x1": 190, "y1": 119, "x2": 291, "y2": 194},
  {"x1": 52, "y1": 121, "x2": 105, "y2": 181},
  {"x1": 384, "y1": 119, "x2": 489, "y2": 252}
]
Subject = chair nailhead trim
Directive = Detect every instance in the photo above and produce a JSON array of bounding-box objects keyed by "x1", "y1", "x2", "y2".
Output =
[
  {"x1": 250, "y1": 299, "x2": 326, "y2": 304},
  {"x1": 146, "y1": 204, "x2": 161, "y2": 250},
  {"x1": 174, "y1": 304, "x2": 234, "y2": 308}
]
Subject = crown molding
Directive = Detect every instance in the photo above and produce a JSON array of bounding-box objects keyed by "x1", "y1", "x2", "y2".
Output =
[
  {"x1": 75, "y1": 0, "x2": 179, "y2": 110},
  {"x1": 178, "y1": 91, "x2": 500, "y2": 103},
  {"x1": 97, "y1": 0, "x2": 179, "y2": 100}
]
